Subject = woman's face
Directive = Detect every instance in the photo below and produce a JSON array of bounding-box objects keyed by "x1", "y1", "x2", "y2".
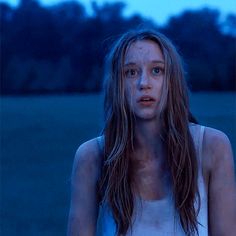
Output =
[{"x1": 123, "y1": 40, "x2": 165, "y2": 120}]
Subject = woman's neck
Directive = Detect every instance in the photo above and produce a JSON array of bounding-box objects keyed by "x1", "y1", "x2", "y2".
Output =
[{"x1": 134, "y1": 118, "x2": 164, "y2": 159}]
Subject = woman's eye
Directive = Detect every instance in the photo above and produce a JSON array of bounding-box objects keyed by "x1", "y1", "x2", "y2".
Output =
[
  {"x1": 152, "y1": 67, "x2": 161, "y2": 75},
  {"x1": 125, "y1": 69, "x2": 138, "y2": 77}
]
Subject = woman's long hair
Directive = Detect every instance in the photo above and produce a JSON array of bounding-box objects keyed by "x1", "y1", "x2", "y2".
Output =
[{"x1": 99, "y1": 29, "x2": 200, "y2": 235}]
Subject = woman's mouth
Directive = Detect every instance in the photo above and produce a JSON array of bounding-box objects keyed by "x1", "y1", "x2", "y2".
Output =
[{"x1": 138, "y1": 96, "x2": 156, "y2": 106}]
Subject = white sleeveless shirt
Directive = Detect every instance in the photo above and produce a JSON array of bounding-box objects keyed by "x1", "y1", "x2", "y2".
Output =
[{"x1": 96, "y1": 124, "x2": 208, "y2": 236}]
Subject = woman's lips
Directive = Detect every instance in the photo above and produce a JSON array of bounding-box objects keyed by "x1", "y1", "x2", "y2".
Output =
[{"x1": 137, "y1": 96, "x2": 156, "y2": 106}]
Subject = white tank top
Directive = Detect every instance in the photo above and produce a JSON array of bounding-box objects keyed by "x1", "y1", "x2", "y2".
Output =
[{"x1": 96, "y1": 124, "x2": 208, "y2": 236}]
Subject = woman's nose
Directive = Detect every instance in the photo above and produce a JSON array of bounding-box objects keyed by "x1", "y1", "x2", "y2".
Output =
[{"x1": 139, "y1": 71, "x2": 151, "y2": 90}]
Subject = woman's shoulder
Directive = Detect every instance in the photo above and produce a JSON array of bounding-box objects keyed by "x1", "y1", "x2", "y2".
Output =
[
  {"x1": 189, "y1": 122, "x2": 231, "y2": 151},
  {"x1": 75, "y1": 136, "x2": 104, "y2": 159},
  {"x1": 72, "y1": 136, "x2": 104, "y2": 180},
  {"x1": 203, "y1": 126, "x2": 232, "y2": 155},
  {"x1": 189, "y1": 123, "x2": 233, "y2": 170},
  {"x1": 202, "y1": 126, "x2": 233, "y2": 172}
]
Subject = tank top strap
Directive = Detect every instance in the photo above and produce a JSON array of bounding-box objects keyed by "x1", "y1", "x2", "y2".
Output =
[
  {"x1": 196, "y1": 125, "x2": 209, "y2": 235},
  {"x1": 189, "y1": 123, "x2": 205, "y2": 171},
  {"x1": 198, "y1": 125, "x2": 205, "y2": 166}
]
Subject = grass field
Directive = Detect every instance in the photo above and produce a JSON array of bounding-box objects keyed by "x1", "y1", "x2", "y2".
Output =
[{"x1": 1, "y1": 92, "x2": 236, "y2": 236}]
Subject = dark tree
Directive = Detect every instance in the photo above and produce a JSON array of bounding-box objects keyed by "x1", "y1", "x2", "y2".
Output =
[
  {"x1": 160, "y1": 8, "x2": 236, "y2": 91},
  {"x1": 1, "y1": 2, "x2": 235, "y2": 94}
]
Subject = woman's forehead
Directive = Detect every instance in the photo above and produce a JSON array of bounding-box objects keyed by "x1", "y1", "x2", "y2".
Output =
[{"x1": 124, "y1": 40, "x2": 164, "y2": 65}]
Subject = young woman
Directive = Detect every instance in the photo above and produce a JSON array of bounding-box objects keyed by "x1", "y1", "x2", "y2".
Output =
[{"x1": 67, "y1": 29, "x2": 236, "y2": 235}]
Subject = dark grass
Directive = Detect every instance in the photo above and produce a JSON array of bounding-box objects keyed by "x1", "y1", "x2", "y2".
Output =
[{"x1": 0, "y1": 92, "x2": 235, "y2": 235}]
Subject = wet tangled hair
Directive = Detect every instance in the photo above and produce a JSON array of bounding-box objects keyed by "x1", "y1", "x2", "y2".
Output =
[{"x1": 99, "y1": 29, "x2": 200, "y2": 235}]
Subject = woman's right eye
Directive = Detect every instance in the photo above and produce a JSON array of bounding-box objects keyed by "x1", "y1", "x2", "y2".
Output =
[{"x1": 125, "y1": 69, "x2": 138, "y2": 78}]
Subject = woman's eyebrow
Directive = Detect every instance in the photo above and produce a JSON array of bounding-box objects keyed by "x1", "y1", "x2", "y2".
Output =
[
  {"x1": 124, "y1": 60, "x2": 165, "y2": 66},
  {"x1": 151, "y1": 60, "x2": 165, "y2": 64},
  {"x1": 124, "y1": 62, "x2": 137, "y2": 67}
]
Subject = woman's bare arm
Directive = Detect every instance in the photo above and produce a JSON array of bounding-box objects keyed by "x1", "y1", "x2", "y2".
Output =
[
  {"x1": 206, "y1": 128, "x2": 236, "y2": 236},
  {"x1": 67, "y1": 138, "x2": 101, "y2": 236}
]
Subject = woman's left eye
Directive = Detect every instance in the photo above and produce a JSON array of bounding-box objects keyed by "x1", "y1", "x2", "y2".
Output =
[{"x1": 152, "y1": 67, "x2": 161, "y2": 75}]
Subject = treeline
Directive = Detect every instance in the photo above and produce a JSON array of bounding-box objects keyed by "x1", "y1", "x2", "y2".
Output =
[{"x1": 1, "y1": 0, "x2": 235, "y2": 94}]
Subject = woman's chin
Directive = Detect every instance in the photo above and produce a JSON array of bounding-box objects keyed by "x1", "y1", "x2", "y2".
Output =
[{"x1": 134, "y1": 112, "x2": 159, "y2": 121}]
